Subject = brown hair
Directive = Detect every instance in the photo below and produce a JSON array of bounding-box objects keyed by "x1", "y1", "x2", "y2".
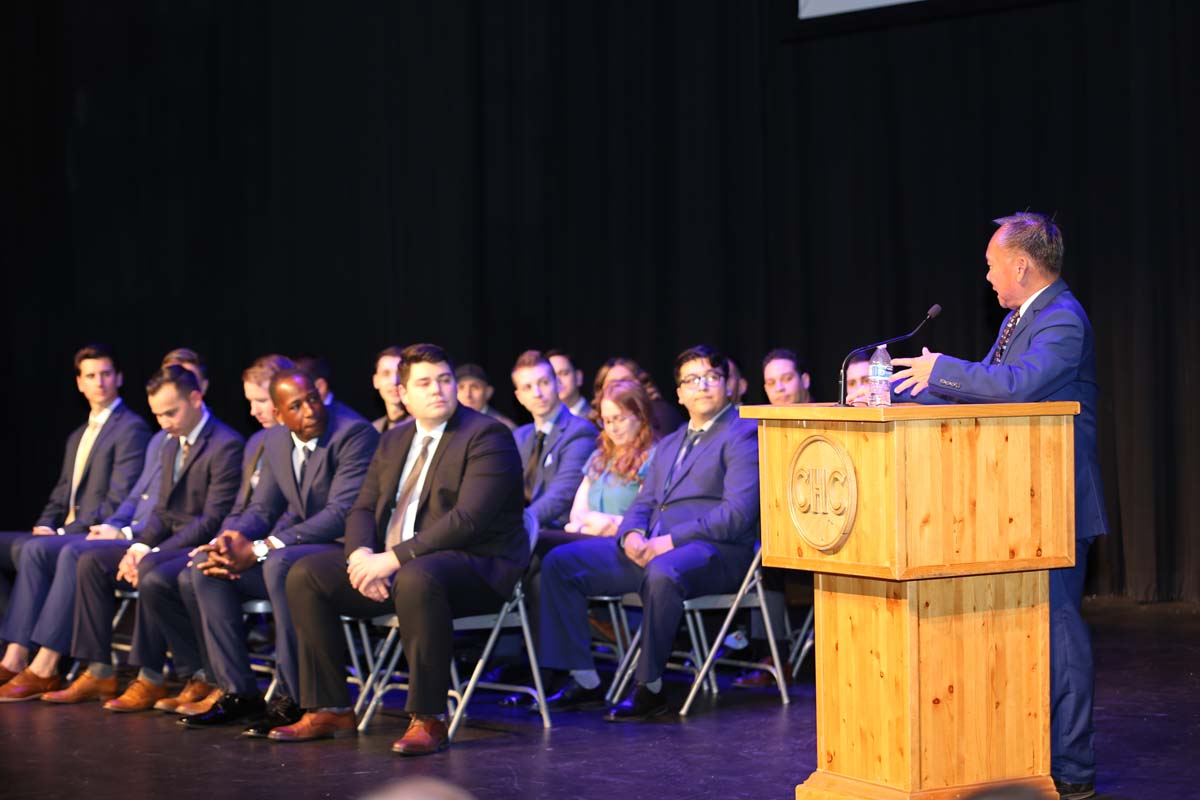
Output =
[
  {"x1": 74, "y1": 344, "x2": 117, "y2": 374},
  {"x1": 511, "y1": 349, "x2": 552, "y2": 378},
  {"x1": 589, "y1": 380, "x2": 659, "y2": 484},
  {"x1": 161, "y1": 347, "x2": 206, "y2": 379},
  {"x1": 242, "y1": 354, "x2": 295, "y2": 387},
  {"x1": 399, "y1": 343, "x2": 454, "y2": 386},
  {"x1": 145, "y1": 364, "x2": 201, "y2": 398},
  {"x1": 591, "y1": 357, "x2": 664, "y2": 405}
]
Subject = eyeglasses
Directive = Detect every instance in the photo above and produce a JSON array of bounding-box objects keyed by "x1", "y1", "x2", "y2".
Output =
[
  {"x1": 602, "y1": 414, "x2": 635, "y2": 428},
  {"x1": 678, "y1": 372, "x2": 725, "y2": 390}
]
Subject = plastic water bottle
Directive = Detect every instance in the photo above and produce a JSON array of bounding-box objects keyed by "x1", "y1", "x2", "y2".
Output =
[{"x1": 867, "y1": 345, "x2": 892, "y2": 407}]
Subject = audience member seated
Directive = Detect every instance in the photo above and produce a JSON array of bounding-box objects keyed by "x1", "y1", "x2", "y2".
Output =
[
  {"x1": 455, "y1": 363, "x2": 517, "y2": 431},
  {"x1": 762, "y1": 348, "x2": 812, "y2": 405},
  {"x1": 547, "y1": 349, "x2": 591, "y2": 418},
  {"x1": 183, "y1": 368, "x2": 377, "y2": 735},
  {"x1": 273, "y1": 344, "x2": 528, "y2": 755},
  {"x1": 511, "y1": 351, "x2": 597, "y2": 530},
  {"x1": 295, "y1": 354, "x2": 361, "y2": 419},
  {"x1": 372, "y1": 345, "x2": 410, "y2": 432},
  {"x1": 29, "y1": 365, "x2": 244, "y2": 706},
  {"x1": 591, "y1": 357, "x2": 684, "y2": 437},
  {"x1": 537, "y1": 345, "x2": 759, "y2": 720},
  {"x1": 844, "y1": 353, "x2": 871, "y2": 404},
  {"x1": 0, "y1": 344, "x2": 151, "y2": 688},
  {"x1": 726, "y1": 356, "x2": 748, "y2": 406}
]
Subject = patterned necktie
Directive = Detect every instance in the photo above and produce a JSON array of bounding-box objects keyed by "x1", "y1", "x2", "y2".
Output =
[
  {"x1": 991, "y1": 309, "x2": 1022, "y2": 364},
  {"x1": 65, "y1": 420, "x2": 102, "y2": 525},
  {"x1": 175, "y1": 437, "x2": 192, "y2": 483},
  {"x1": 523, "y1": 431, "x2": 547, "y2": 505},
  {"x1": 385, "y1": 436, "x2": 434, "y2": 550}
]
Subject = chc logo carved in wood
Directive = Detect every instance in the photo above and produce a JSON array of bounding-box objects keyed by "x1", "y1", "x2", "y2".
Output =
[{"x1": 787, "y1": 435, "x2": 858, "y2": 553}]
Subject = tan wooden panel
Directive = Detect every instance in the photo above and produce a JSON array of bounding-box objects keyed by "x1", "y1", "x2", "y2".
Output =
[
  {"x1": 814, "y1": 575, "x2": 917, "y2": 791},
  {"x1": 915, "y1": 572, "x2": 1050, "y2": 789},
  {"x1": 741, "y1": 401, "x2": 1080, "y2": 423}
]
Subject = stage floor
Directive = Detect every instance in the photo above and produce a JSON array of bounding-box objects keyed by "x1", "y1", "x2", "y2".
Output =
[{"x1": 2, "y1": 597, "x2": 1196, "y2": 800}]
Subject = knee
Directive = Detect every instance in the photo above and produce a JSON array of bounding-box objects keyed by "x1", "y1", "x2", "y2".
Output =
[
  {"x1": 76, "y1": 549, "x2": 107, "y2": 581},
  {"x1": 18, "y1": 538, "x2": 56, "y2": 571},
  {"x1": 391, "y1": 564, "x2": 436, "y2": 607},
  {"x1": 138, "y1": 561, "x2": 172, "y2": 599},
  {"x1": 641, "y1": 561, "x2": 683, "y2": 600},
  {"x1": 284, "y1": 557, "x2": 321, "y2": 607}
]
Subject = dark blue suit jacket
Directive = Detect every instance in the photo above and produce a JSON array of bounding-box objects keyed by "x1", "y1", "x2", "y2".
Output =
[
  {"x1": 37, "y1": 400, "x2": 152, "y2": 533},
  {"x1": 514, "y1": 404, "x2": 597, "y2": 528},
  {"x1": 617, "y1": 404, "x2": 760, "y2": 566},
  {"x1": 229, "y1": 404, "x2": 378, "y2": 546},
  {"x1": 104, "y1": 428, "x2": 167, "y2": 534},
  {"x1": 135, "y1": 415, "x2": 245, "y2": 551},
  {"x1": 894, "y1": 278, "x2": 1108, "y2": 541}
]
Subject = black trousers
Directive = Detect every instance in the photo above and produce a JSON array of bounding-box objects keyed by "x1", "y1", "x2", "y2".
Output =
[{"x1": 286, "y1": 549, "x2": 506, "y2": 714}]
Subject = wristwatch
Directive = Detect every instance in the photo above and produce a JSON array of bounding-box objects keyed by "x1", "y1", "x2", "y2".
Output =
[{"x1": 252, "y1": 539, "x2": 271, "y2": 562}]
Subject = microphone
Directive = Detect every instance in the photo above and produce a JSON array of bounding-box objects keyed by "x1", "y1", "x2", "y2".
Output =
[{"x1": 838, "y1": 304, "x2": 941, "y2": 406}]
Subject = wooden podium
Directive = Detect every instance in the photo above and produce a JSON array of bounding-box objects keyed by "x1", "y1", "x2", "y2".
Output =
[{"x1": 739, "y1": 402, "x2": 1078, "y2": 800}]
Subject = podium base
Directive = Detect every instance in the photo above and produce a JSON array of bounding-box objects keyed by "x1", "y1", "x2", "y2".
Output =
[{"x1": 796, "y1": 770, "x2": 1058, "y2": 800}]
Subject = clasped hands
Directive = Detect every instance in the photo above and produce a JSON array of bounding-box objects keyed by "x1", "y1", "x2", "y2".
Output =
[
  {"x1": 347, "y1": 549, "x2": 400, "y2": 602},
  {"x1": 189, "y1": 530, "x2": 259, "y2": 580},
  {"x1": 622, "y1": 531, "x2": 674, "y2": 567}
]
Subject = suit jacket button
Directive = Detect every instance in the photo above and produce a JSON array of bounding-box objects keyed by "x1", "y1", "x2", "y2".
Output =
[
  {"x1": 660, "y1": 505, "x2": 667, "y2": 512},
  {"x1": 141, "y1": 494, "x2": 149, "y2": 500}
]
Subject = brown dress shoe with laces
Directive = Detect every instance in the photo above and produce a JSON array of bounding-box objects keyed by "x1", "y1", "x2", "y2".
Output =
[
  {"x1": 175, "y1": 686, "x2": 223, "y2": 717},
  {"x1": 41, "y1": 671, "x2": 120, "y2": 704},
  {"x1": 391, "y1": 714, "x2": 449, "y2": 756},
  {"x1": 267, "y1": 709, "x2": 357, "y2": 742},
  {"x1": 0, "y1": 669, "x2": 62, "y2": 702},
  {"x1": 155, "y1": 678, "x2": 215, "y2": 713},
  {"x1": 0, "y1": 666, "x2": 18, "y2": 685},
  {"x1": 103, "y1": 678, "x2": 169, "y2": 712}
]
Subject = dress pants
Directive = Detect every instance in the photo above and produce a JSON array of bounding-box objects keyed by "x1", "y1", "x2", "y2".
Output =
[
  {"x1": 538, "y1": 536, "x2": 750, "y2": 683},
  {"x1": 0, "y1": 531, "x2": 32, "y2": 620},
  {"x1": 1050, "y1": 537, "x2": 1096, "y2": 785},
  {"x1": 0, "y1": 535, "x2": 92, "y2": 651},
  {"x1": 129, "y1": 550, "x2": 207, "y2": 678},
  {"x1": 286, "y1": 548, "x2": 505, "y2": 714},
  {"x1": 192, "y1": 543, "x2": 336, "y2": 698}
]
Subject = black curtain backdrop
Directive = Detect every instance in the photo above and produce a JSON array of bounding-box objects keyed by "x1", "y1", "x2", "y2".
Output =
[{"x1": 3, "y1": 0, "x2": 1196, "y2": 601}]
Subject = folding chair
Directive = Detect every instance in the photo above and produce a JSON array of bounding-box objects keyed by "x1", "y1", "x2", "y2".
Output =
[
  {"x1": 353, "y1": 510, "x2": 551, "y2": 739},
  {"x1": 606, "y1": 548, "x2": 795, "y2": 716}
]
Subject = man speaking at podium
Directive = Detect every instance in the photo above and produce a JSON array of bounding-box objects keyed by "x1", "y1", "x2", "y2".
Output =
[{"x1": 890, "y1": 212, "x2": 1106, "y2": 800}]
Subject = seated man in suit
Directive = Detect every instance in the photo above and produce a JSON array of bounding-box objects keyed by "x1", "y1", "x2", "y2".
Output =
[
  {"x1": 547, "y1": 349, "x2": 591, "y2": 418},
  {"x1": 111, "y1": 353, "x2": 295, "y2": 717},
  {"x1": 0, "y1": 344, "x2": 151, "y2": 690},
  {"x1": 271, "y1": 344, "x2": 528, "y2": 755},
  {"x1": 183, "y1": 368, "x2": 378, "y2": 734},
  {"x1": 511, "y1": 350, "x2": 597, "y2": 529},
  {"x1": 372, "y1": 345, "x2": 411, "y2": 433},
  {"x1": 455, "y1": 363, "x2": 516, "y2": 431},
  {"x1": 843, "y1": 353, "x2": 871, "y2": 404},
  {"x1": 24, "y1": 366, "x2": 244, "y2": 706},
  {"x1": 295, "y1": 354, "x2": 362, "y2": 421},
  {"x1": 762, "y1": 348, "x2": 813, "y2": 405},
  {"x1": 891, "y1": 212, "x2": 1107, "y2": 800},
  {"x1": 537, "y1": 345, "x2": 759, "y2": 720}
]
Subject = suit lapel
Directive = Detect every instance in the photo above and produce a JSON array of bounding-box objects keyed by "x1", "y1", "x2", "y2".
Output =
[
  {"x1": 417, "y1": 409, "x2": 462, "y2": 512},
  {"x1": 298, "y1": 423, "x2": 334, "y2": 505},
  {"x1": 377, "y1": 423, "x2": 417, "y2": 537},
  {"x1": 77, "y1": 406, "x2": 120, "y2": 486},
  {"x1": 158, "y1": 436, "x2": 179, "y2": 505},
  {"x1": 534, "y1": 405, "x2": 571, "y2": 493},
  {"x1": 269, "y1": 431, "x2": 304, "y2": 514},
  {"x1": 174, "y1": 421, "x2": 212, "y2": 488},
  {"x1": 662, "y1": 408, "x2": 730, "y2": 498},
  {"x1": 1000, "y1": 279, "x2": 1068, "y2": 364}
]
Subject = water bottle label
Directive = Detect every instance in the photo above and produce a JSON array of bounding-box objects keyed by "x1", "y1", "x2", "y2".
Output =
[{"x1": 869, "y1": 363, "x2": 891, "y2": 379}]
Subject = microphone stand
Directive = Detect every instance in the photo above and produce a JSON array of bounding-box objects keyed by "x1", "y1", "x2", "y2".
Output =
[{"x1": 838, "y1": 305, "x2": 941, "y2": 406}]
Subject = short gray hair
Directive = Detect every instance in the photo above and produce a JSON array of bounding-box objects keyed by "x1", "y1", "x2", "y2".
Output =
[{"x1": 993, "y1": 211, "x2": 1063, "y2": 276}]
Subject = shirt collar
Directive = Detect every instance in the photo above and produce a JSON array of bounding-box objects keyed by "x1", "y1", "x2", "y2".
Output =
[
  {"x1": 1018, "y1": 283, "x2": 1052, "y2": 319},
  {"x1": 535, "y1": 404, "x2": 563, "y2": 436},
  {"x1": 179, "y1": 407, "x2": 210, "y2": 445},
  {"x1": 688, "y1": 401, "x2": 732, "y2": 435},
  {"x1": 290, "y1": 430, "x2": 319, "y2": 453},
  {"x1": 568, "y1": 396, "x2": 588, "y2": 416},
  {"x1": 414, "y1": 419, "x2": 449, "y2": 443},
  {"x1": 90, "y1": 396, "x2": 122, "y2": 425}
]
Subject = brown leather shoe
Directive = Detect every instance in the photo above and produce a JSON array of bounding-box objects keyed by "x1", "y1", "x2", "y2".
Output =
[
  {"x1": 732, "y1": 656, "x2": 790, "y2": 689},
  {"x1": 175, "y1": 686, "x2": 223, "y2": 717},
  {"x1": 41, "y1": 671, "x2": 120, "y2": 704},
  {"x1": 0, "y1": 666, "x2": 18, "y2": 685},
  {"x1": 103, "y1": 678, "x2": 169, "y2": 712},
  {"x1": 0, "y1": 669, "x2": 62, "y2": 702},
  {"x1": 155, "y1": 678, "x2": 215, "y2": 712},
  {"x1": 267, "y1": 709, "x2": 357, "y2": 742},
  {"x1": 391, "y1": 714, "x2": 449, "y2": 756}
]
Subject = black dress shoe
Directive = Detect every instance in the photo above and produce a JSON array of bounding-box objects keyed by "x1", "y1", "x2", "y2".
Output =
[
  {"x1": 181, "y1": 692, "x2": 266, "y2": 728},
  {"x1": 545, "y1": 679, "x2": 607, "y2": 712},
  {"x1": 604, "y1": 683, "x2": 668, "y2": 722},
  {"x1": 242, "y1": 694, "x2": 303, "y2": 738},
  {"x1": 498, "y1": 692, "x2": 537, "y2": 708},
  {"x1": 1052, "y1": 779, "x2": 1095, "y2": 800}
]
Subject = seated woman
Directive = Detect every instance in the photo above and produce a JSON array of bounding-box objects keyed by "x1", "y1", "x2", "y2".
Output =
[
  {"x1": 590, "y1": 357, "x2": 683, "y2": 436},
  {"x1": 535, "y1": 379, "x2": 658, "y2": 556}
]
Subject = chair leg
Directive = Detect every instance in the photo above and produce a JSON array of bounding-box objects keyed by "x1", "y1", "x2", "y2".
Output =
[
  {"x1": 679, "y1": 551, "x2": 761, "y2": 717},
  {"x1": 756, "y1": 579, "x2": 789, "y2": 706},
  {"x1": 517, "y1": 594, "x2": 551, "y2": 730},
  {"x1": 264, "y1": 673, "x2": 278, "y2": 702},
  {"x1": 343, "y1": 620, "x2": 365, "y2": 687},
  {"x1": 447, "y1": 597, "x2": 517, "y2": 741},
  {"x1": 606, "y1": 601, "x2": 626, "y2": 663},
  {"x1": 789, "y1": 607, "x2": 815, "y2": 680},
  {"x1": 358, "y1": 629, "x2": 403, "y2": 731},
  {"x1": 607, "y1": 626, "x2": 642, "y2": 704}
]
